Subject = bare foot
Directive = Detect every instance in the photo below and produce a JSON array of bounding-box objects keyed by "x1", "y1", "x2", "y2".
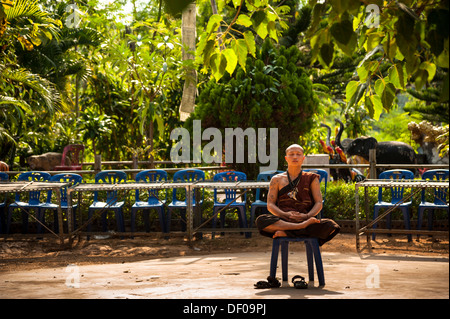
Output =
[
  {"x1": 293, "y1": 217, "x2": 320, "y2": 230},
  {"x1": 273, "y1": 231, "x2": 287, "y2": 238},
  {"x1": 305, "y1": 217, "x2": 321, "y2": 226}
]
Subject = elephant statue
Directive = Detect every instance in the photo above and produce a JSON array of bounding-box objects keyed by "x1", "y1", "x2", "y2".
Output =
[
  {"x1": 334, "y1": 119, "x2": 354, "y2": 152},
  {"x1": 320, "y1": 123, "x2": 332, "y2": 147},
  {"x1": 320, "y1": 121, "x2": 355, "y2": 182},
  {"x1": 346, "y1": 137, "x2": 417, "y2": 168}
]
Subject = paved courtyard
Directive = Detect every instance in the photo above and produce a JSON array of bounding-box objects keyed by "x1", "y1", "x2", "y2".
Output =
[{"x1": 1, "y1": 249, "x2": 448, "y2": 299}]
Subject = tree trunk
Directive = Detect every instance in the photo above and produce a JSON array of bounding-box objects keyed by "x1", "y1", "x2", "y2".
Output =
[
  {"x1": 179, "y1": 2, "x2": 197, "y2": 121},
  {"x1": 210, "y1": 0, "x2": 218, "y2": 14}
]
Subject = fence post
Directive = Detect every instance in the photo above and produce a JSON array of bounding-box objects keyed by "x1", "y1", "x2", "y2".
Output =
[
  {"x1": 94, "y1": 154, "x2": 102, "y2": 175},
  {"x1": 369, "y1": 149, "x2": 377, "y2": 179}
]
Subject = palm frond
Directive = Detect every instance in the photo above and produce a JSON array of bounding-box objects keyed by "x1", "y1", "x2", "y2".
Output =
[
  {"x1": 5, "y1": 0, "x2": 48, "y2": 21},
  {"x1": 59, "y1": 27, "x2": 103, "y2": 51},
  {"x1": 0, "y1": 94, "x2": 31, "y2": 112},
  {"x1": 0, "y1": 94, "x2": 28, "y2": 133},
  {"x1": 0, "y1": 125, "x2": 16, "y2": 145},
  {"x1": 1, "y1": 66, "x2": 62, "y2": 113},
  {"x1": 4, "y1": 0, "x2": 61, "y2": 45}
]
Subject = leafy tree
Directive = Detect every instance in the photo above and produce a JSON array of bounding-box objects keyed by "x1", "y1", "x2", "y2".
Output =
[
  {"x1": 78, "y1": 106, "x2": 114, "y2": 156},
  {"x1": 187, "y1": 39, "x2": 321, "y2": 178},
  {"x1": 279, "y1": 0, "x2": 312, "y2": 48},
  {"x1": 94, "y1": 12, "x2": 186, "y2": 162},
  {"x1": 0, "y1": 0, "x2": 63, "y2": 165},
  {"x1": 306, "y1": 0, "x2": 448, "y2": 123},
  {"x1": 404, "y1": 86, "x2": 449, "y2": 123},
  {"x1": 196, "y1": 0, "x2": 291, "y2": 81}
]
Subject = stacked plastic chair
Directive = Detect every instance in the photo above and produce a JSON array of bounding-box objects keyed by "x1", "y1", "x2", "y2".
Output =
[
  {"x1": 6, "y1": 171, "x2": 51, "y2": 234},
  {"x1": 87, "y1": 170, "x2": 127, "y2": 235},
  {"x1": 211, "y1": 171, "x2": 248, "y2": 238},
  {"x1": 270, "y1": 237, "x2": 325, "y2": 287},
  {"x1": 167, "y1": 169, "x2": 205, "y2": 232},
  {"x1": 249, "y1": 170, "x2": 284, "y2": 229},
  {"x1": 55, "y1": 144, "x2": 85, "y2": 171},
  {"x1": 373, "y1": 169, "x2": 414, "y2": 241},
  {"x1": 40, "y1": 173, "x2": 83, "y2": 233},
  {"x1": 131, "y1": 169, "x2": 168, "y2": 236},
  {"x1": 417, "y1": 169, "x2": 449, "y2": 238}
]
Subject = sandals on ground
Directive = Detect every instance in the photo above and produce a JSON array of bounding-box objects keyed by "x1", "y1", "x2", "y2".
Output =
[
  {"x1": 292, "y1": 275, "x2": 308, "y2": 289},
  {"x1": 254, "y1": 276, "x2": 281, "y2": 289},
  {"x1": 254, "y1": 275, "x2": 308, "y2": 289}
]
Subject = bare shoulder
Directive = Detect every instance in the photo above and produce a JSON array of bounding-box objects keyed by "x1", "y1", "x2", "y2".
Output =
[
  {"x1": 270, "y1": 172, "x2": 287, "y2": 190},
  {"x1": 270, "y1": 172, "x2": 285, "y2": 183}
]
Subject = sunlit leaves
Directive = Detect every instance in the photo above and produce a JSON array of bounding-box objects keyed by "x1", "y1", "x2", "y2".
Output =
[
  {"x1": 222, "y1": 48, "x2": 237, "y2": 75},
  {"x1": 364, "y1": 95, "x2": 383, "y2": 121},
  {"x1": 243, "y1": 30, "x2": 256, "y2": 57},
  {"x1": 206, "y1": 14, "x2": 222, "y2": 35},
  {"x1": 236, "y1": 14, "x2": 252, "y2": 27},
  {"x1": 388, "y1": 63, "x2": 405, "y2": 90},
  {"x1": 1, "y1": 0, "x2": 60, "y2": 51},
  {"x1": 196, "y1": 0, "x2": 288, "y2": 81},
  {"x1": 232, "y1": 39, "x2": 247, "y2": 70},
  {"x1": 308, "y1": 0, "x2": 448, "y2": 121}
]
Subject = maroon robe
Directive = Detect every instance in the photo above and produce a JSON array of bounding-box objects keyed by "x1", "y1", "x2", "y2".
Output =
[{"x1": 255, "y1": 171, "x2": 340, "y2": 246}]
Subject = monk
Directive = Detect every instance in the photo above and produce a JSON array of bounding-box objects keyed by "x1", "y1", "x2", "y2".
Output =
[{"x1": 255, "y1": 144, "x2": 340, "y2": 246}]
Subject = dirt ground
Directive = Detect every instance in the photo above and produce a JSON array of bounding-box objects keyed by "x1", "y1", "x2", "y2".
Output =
[
  {"x1": 1, "y1": 232, "x2": 448, "y2": 273},
  {"x1": 1, "y1": 232, "x2": 448, "y2": 300}
]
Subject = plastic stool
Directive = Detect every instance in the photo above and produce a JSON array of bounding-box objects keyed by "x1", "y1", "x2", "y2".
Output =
[{"x1": 270, "y1": 237, "x2": 325, "y2": 286}]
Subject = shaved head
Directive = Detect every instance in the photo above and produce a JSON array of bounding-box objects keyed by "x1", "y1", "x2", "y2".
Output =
[{"x1": 285, "y1": 144, "x2": 304, "y2": 155}]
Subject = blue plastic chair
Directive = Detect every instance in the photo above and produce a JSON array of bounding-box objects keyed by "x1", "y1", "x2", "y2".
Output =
[
  {"x1": 417, "y1": 169, "x2": 449, "y2": 238},
  {"x1": 167, "y1": 169, "x2": 205, "y2": 232},
  {"x1": 87, "y1": 170, "x2": 127, "y2": 235},
  {"x1": 211, "y1": 171, "x2": 247, "y2": 238},
  {"x1": 249, "y1": 170, "x2": 284, "y2": 229},
  {"x1": 131, "y1": 169, "x2": 168, "y2": 235},
  {"x1": 6, "y1": 171, "x2": 51, "y2": 234},
  {"x1": 303, "y1": 169, "x2": 328, "y2": 218},
  {"x1": 270, "y1": 237, "x2": 325, "y2": 286},
  {"x1": 373, "y1": 169, "x2": 414, "y2": 241},
  {"x1": 39, "y1": 173, "x2": 83, "y2": 233},
  {"x1": 0, "y1": 172, "x2": 9, "y2": 233}
]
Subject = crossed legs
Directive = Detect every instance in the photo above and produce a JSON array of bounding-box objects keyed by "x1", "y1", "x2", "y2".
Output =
[{"x1": 262, "y1": 218, "x2": 320, "y2": 238}]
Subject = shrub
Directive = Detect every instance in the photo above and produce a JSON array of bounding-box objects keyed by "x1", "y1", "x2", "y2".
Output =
[
  {"x1": 186, "y1": 39, "x2": 321, "y2": 179},
  {"x1": 322, "y1": 181, "x2": 448, "y2": 221}
]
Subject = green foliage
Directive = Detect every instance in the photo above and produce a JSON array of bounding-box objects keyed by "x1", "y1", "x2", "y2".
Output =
[
  {"x1": 436, "y1": 125, "x2": 449, "y2": 158},
  {"x1": 196, "y1": 0, "x2": 291, "y2": 81},
  {"x1": 188, "y1": 39, "x2": 321, "y2": 178},
  {"x1": 78, "y1": 107, "x2": 114, "y2": 155},
  {"x1": 279, "y1": 1, "x2": 312, "y2": 47},
  {"x1": 323, "y1": 181, "x2": 377, "y2": 220},
  {"x1": 16, "y1": 25, "x2": 103, "y2": 96},
  {"x1": 2, "y1": 0, "x2": 448, "y2": 169},
  {"x1": 0, "y1": 0, "x2": 188, "y2": 166},
  {"x1": 0, "y1": 0, "x2": 64, "y2": 164},
  {"x1": 321, "y1": 180, "x2": 447, "y2": 221},
  {"x1": 404, "y1": 86, "x2": 450, "y2": 124},
  {"x1": 371, "y1": 107, "x2": 421, "y2": 148},
  {"x1": 306, "y1": 0, "x2": 449, "y2": 123}
]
